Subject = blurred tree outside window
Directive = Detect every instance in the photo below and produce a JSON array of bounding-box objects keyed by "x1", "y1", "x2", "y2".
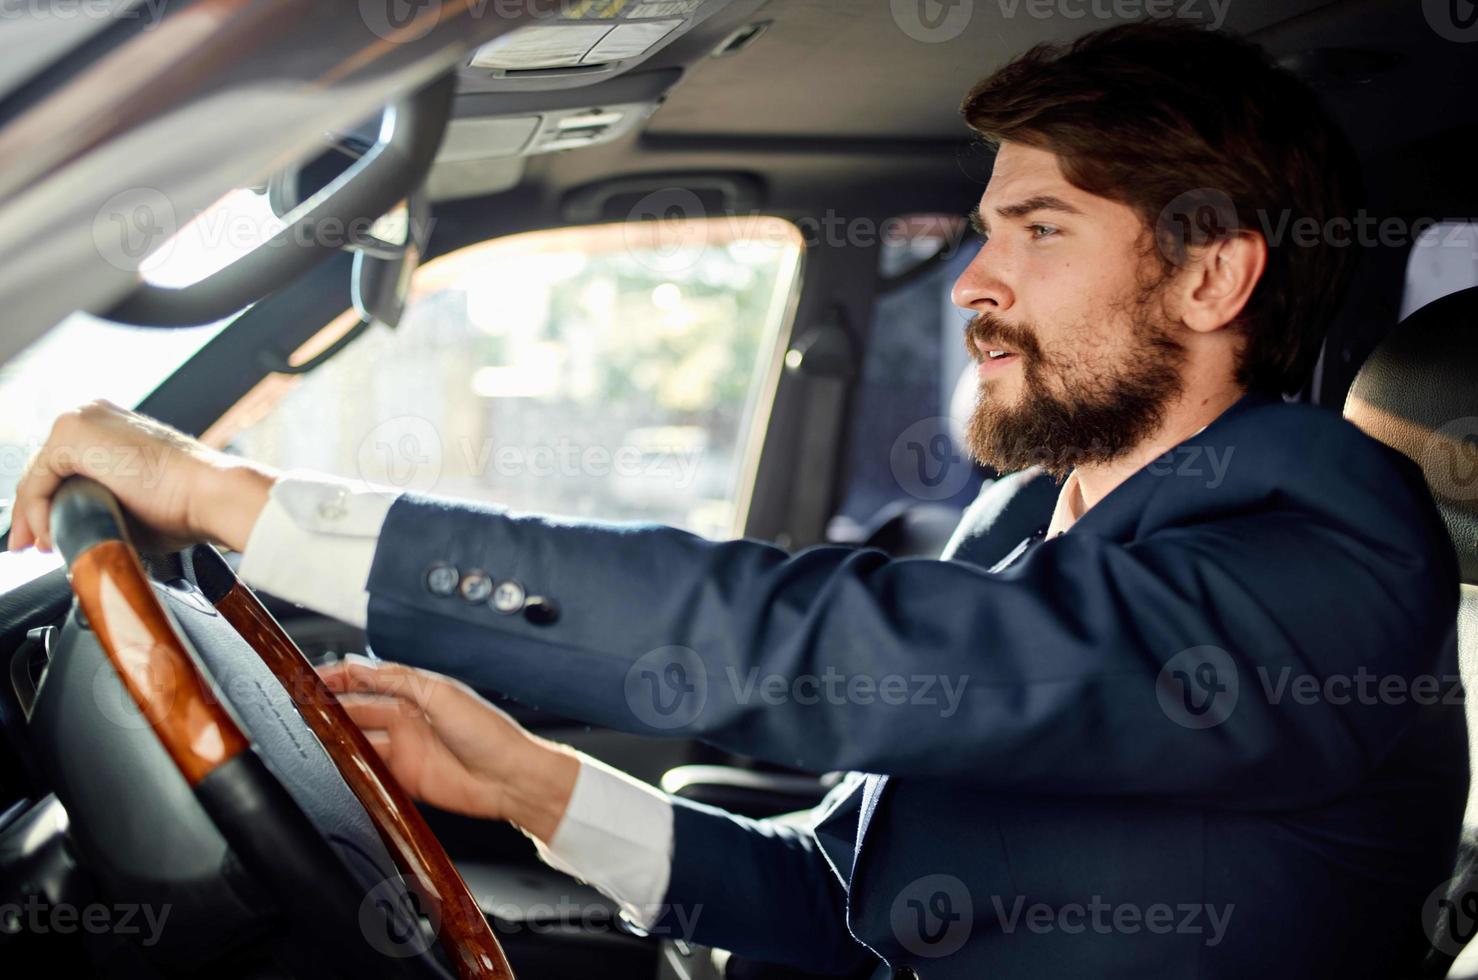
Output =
[{"x1": 220, "y1": 217, "x2": 803, "y2": 538}]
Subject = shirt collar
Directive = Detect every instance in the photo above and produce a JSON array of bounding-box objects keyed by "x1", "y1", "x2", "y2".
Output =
[
  {"x1": 1044, "y1": 469, "x2": 1084, "y2": 538},
  {"x1": 1041, "y1": 411, "x2": 1231, "y2": 539}
]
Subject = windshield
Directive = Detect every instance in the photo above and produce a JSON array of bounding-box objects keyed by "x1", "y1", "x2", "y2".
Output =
[
  {"x1": 0, "y1": 188, "x2": 285, "y2": 523},
  {"x1": 0, "y1": 314, "x2": 230, "y2": 520}
]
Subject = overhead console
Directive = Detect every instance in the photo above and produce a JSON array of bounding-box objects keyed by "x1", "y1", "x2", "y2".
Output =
[
  {"x1": 428, "y1": 0, "x2": 769, "y2": 200},
  {"x1": 429, "y1": 68, "x2": 682, "y2": 199},
  {"x1": 459, "y1": 0, "x2": 736, "y2": 92}
]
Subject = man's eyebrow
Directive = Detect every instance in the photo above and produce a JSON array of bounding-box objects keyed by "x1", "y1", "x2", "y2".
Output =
[
  {"x1": 994, "y1": 194, "x2": 1084, "y2": 220},
  {"x1": 967, "y1": 195, "x2": 1083, "y2": 235}
]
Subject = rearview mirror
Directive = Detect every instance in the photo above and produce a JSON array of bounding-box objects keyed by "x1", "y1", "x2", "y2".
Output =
[{"x1": 268, "y1": 133, "x2": 431, "y2": 330}]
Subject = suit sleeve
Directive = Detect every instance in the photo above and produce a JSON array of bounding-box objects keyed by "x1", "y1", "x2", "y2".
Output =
[
  {"x1": 649, "y1": 796, "x2": 874, "y2": 976},
  {"x1": 363, "y1": 468, "x2": 1458, "y2": 809}
]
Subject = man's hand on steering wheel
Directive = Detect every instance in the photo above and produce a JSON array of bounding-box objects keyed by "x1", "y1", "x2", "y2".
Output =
[
  {"x1": 12, "y1": 401, "x2": 583, "y2": 847},
  {"x1": 7, "y1": 399, "x2": 277, "y2": 554},
  {"x1": 318, "y1": 657, "x2": 580, "y2": 843}
]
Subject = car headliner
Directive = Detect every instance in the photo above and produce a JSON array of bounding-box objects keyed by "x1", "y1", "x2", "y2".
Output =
[
  {"x1": 0, "y1": 0, "x2": 1472, "y2": 375},
  {"x1": 508, "y1": 0, "x2": 1471, "y2": 218}
]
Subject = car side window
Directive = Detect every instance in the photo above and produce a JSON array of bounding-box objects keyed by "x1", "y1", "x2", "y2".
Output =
[
  {"x1": 829, "y1": 218, "x2": 984, "y2": 543},
  {"x1": 1400, "y1": 221, "x2": 1478, "y2": 319},
  {"x1": 220, "y1": 218, "x2": 803, "y2": 538}
]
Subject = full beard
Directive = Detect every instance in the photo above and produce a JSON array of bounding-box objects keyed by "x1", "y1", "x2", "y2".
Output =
[{"x1": 963, "y1": 301, "x2": 1188, "y2": 481}]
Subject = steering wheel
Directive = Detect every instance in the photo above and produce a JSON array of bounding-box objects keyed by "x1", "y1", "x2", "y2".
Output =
[{"x1": 45, "y1": 477, "x2": 515, "y2": 979}]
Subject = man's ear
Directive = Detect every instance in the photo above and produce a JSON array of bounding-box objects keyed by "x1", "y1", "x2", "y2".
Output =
[{"x1": 1177, "y1": 231, "x2": 1267, "y2": 334}]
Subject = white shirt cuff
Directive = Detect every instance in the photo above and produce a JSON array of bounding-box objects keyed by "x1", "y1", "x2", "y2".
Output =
[
  {"x1": 236, "y1": 470, "x2": 403, "y2": 629},
  {"x1": 534, "y1": 755, "x2": 675, "y2": 931}
]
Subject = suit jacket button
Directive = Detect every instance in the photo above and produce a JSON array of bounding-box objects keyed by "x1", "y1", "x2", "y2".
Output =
[
  {"x1": 425, "y1": 562, "x2": 459, "y2": 597},
  {"x1": 895, "y1": 967, "x2": 920, "y2": 980},
  {"x1": 490, "y1": 579, "x2": 526, "y2": 614},
  {"x1": 458, "y1": 569, "x2": 494, "y2": 603},
  {"x1": 521, "y1": 596, "x2": 559, "y2": 625}
]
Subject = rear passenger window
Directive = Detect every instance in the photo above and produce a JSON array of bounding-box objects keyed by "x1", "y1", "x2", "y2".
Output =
[
  {"x1": 829, "y1": 216, "x2": 984, "y2": 543},
  {"x1": 1400, "y1": 221, "x2": 1478, "y2": 319}
]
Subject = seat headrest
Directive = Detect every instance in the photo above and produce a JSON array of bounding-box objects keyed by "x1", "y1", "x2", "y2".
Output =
[{"x1": 1345, "y1": 285, "x2": 1478, "y2": 584}]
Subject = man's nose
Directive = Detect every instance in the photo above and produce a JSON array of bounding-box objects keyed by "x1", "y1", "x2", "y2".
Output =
[{"x1": 950, "y1": 244, "x2": 1013, "y2": 314}]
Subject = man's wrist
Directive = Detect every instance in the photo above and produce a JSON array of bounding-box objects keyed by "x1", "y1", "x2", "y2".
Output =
[
  {"x1": 196, "y1": 459, "x2": 279, "y2": 553},
  {"x1": 496, "y1": 738, "x2": 581, "y2": 845}
]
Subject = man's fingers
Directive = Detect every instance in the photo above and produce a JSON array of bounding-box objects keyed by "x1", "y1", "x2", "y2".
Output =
[
  {"x1": 317, "y1": 655, "x2": 448, "y2": 711},
  {"x1": 315, "y1": 661, "x2": 351, "y2": 692},
  {"x1": 335, "y1": 692, "x2": 424, "y2": 731},
  {"x1": 9, "y1": 423, "x2": 81, "y2": 553},
  {"x1": 363, "y1": 729, "x2": 392, "y2": 751},
  {"x1": 6, "y1": 510, "x2": 32, "y2": 552},
  {"x1": 17, "y1": 498, "x2": 50, "y2": 553}
]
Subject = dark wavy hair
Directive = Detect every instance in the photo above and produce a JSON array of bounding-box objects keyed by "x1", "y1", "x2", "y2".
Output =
[{"x1": 961, "y1": 20, "x2": 1364, "y2": 395}]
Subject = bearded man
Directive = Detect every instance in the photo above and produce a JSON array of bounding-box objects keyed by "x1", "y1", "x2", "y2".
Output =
[{"x1": 9, "y1": 19, "x2": 1463, "y2": 980}]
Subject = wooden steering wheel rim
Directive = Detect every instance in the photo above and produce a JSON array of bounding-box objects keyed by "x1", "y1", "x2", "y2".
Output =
[{"x1": 53, "y1": 477, "x2": 513, "y2": 980}]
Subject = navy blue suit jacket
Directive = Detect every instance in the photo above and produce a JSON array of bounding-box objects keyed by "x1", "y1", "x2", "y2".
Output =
[{"x1": 363, "y1": 392, "x2": 1466, "y2": 978}]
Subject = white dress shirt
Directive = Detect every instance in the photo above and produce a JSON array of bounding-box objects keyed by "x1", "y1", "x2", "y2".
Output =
[{"x1": 236, "y1": 472, "x2": 675, "y2": 928}]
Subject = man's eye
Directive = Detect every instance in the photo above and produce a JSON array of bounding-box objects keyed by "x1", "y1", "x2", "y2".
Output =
[{"x1": 1029, "y1": 224, "x2": 1058, "y2": 239}]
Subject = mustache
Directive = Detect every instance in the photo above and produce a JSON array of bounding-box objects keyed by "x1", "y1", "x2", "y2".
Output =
[{"x1": 964, "y1": 314, "x2": 1043, "y2": 362}]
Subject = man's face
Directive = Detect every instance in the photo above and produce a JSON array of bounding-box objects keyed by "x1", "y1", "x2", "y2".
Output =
[{"x1": 952, "y1": 142, "x2": 1188, "y2": 479}]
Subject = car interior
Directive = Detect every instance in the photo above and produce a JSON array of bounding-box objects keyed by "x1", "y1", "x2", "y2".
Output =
[{"x1": 0, "y1": 1, "x2": 1476, "y2": 977}]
